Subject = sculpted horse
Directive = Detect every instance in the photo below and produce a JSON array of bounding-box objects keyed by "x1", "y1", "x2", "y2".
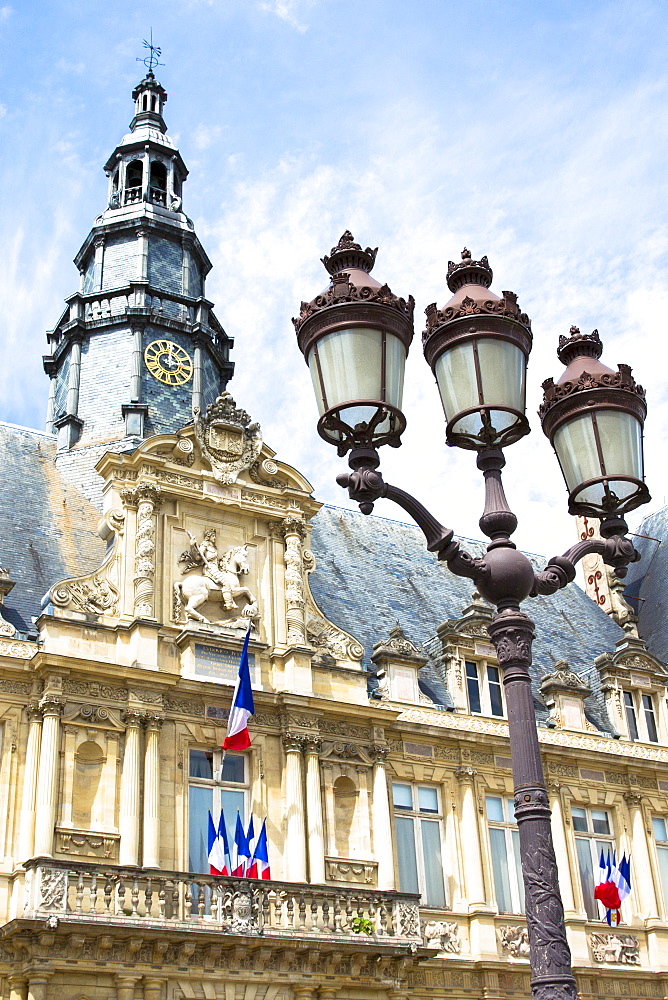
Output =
[{"x1": 174, "y1": 544, "x2": 256, "y2": 624}]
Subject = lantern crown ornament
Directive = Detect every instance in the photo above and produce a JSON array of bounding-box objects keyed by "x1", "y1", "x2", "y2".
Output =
[
  {"x1": 539, "y1": 326, "x2": 649, "y2": 521},
  {"x1": 423, "y1": 250, "x2": 533, "y2": 451},
  {"x1": 293, "y1": 231, "x2": 415, "y2": 456}
]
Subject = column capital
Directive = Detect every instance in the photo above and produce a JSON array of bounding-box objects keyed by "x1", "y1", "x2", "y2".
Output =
[
  {"x1": 143, "y1": 713, "x2": 164, "y2": 732},
  {"x1": 454, "y1": 765, "x2": 477, "y2": 783},
  {"x1": 121, "y1": 710, "x2": 145, "y2": 728},
  {"x1": 282, "y1": 733, "x2": 305, "y2": 753},
  {"x1": 280, "y1": 514, "x2": 307, "y2": 541},
  {"x1": 303, "y1": 736, "x2": 321, "y2": 756},
  {"x1": 623, "y1": 790, "x2": 643, "y2": 807},
  {"x1": 26, "y1": 703, "x2": 43, "y2": 723},
  {"x1": 372, "y1": 744, "x2": 390, "y2": 765},
  {"x1": 39, "y1": 695, "x2": 63, "y2": 717}
]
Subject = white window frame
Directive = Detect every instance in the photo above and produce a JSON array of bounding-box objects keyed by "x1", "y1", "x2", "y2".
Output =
[
  {"x1": 623, "y1": 689, "x2": 660, "y2": 743},
  {"x1": 486, "y1": 795, "x2": 524, "y2": 914},
  {"x1": 652, "y1": 816, "x2": 668, "y2": 915},
  {"x1": 465, "y1": 658, "x2": 505, "y2": 718},
  {"x1": 392, "y1": 782, "x2": 447, "y2": 908},
  {"x1": 188, "y1": 749, "x2": 249, "y2": 875},
  {"x1": 571, "y1": 804, "x2": 615, "y2": 920}
]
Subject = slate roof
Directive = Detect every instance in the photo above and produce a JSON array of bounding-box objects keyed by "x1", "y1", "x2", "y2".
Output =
[
  {"x1": 308, "y1": 505, "x2": 628, "y2": 733},
  {"x1": 0, "y1": 423, "x2": 105, "y2": 635},
  {"x1": 624, "y1": 506, "x2": 668, "y2": 661}
]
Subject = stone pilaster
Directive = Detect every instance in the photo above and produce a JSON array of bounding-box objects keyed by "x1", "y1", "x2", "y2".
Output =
[
  {"x1": 372, "y1": 746, "x2": 394, "y2": 890},
  {"x1": 124, "y1": 483, "x2": 162, "y2": 619},
  {"x1": 304, "y1": 737, "x2": 326, "y2": 884},
  {"x1": 624, "y1": 791, "x2": 659, "y2": 919},
  {"x1": 18, "y1": 705, "x2": 42, "y2": 862},
  {"x1": 283, "y1": 733, "x2": 307, "y2": 882},
  {"x1": 33, "y1": 696, "x2": 63, "y2": 857},
  {"x1": 454, "y1": 765, "x2": 486, "y2": 908},
  {"x1": 142, "y1": 714, "x2": 163, "y2": 869},
  {"x1": 119, "y1": 711, "x2": 144, "y2": 866},
  {"x1": 66, "y1": 336, "x2": 83, "y2": 417},
  {"x1": 137, "y1": 227, "x2": 149, "y2": 282},
  {"x1": 280, "y1": 515, "x2": 307, "y2": 647},
  {"x1": 93, "y1": 233, "x2": 105, "y2": 291},
  {"x1": 192, "y1": 342, "x2": 203, "y2": 414},
  {"x1": 546, "y1": 781, "x2": 576, "y2": 915}
]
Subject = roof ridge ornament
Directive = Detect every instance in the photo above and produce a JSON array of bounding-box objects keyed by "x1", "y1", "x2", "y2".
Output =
[{"x1": 137, "y1": 29, "x2": 164, "y2": 75}]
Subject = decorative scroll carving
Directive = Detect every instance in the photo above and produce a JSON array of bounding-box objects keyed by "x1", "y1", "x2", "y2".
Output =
[
  {"x1": 221, "y1": 885, "x2": 257, "y2": 934},
  {"x1": 281, "y1": 516, "x2": 307, "y2": 645},
  {"x1": 540, "y1": 661, "x2": 591, "y2": 695},
  {"x1": 194, "y1": 392, "x2": 262, "y2": 485},
  {"x1": 305, "y1": 592, "x2": 364, "y2": 662},
  {"x1": 397, "y1": 902, "x2": 420, "y2": 937},
  {"x1": 498, "y1": 925, "x2": 530, "y2": 959},
  {"x1": 424, "y1": 920, "x2": 461, "y2": 953},
  {"x1": 325, "y1": 858, "x2": 377, "y2": 886},
  {"x1": 590, "y1": 933, "x2": 640, "y2": 965},
  {"x1": 39, "y1": 868, "x2": 68, "y2": 910},
  {"x1": 174, "y1": 528, "x2": 259, "y2": 631},
  {"x1": 63, "y1": 679, "x2": 128, "y2": 701},
  {"x1": 0, "y1": 638, "x2": 34, "y2": 659},
  {"x1": 372, "y1": 623, "x2": 426, "y2": 662},
  {"x1": 0, "y1": 566, "x2": 16, "y2": 636},
  {"x1": 124, "y1": 482, "x2": 161, "y2": 618},
  {"x1": 320, "y1": 740, "x2": 373, "y2": 763},
  {"x1": 56, "y1": 829, "x2": 119, "y2": 860}
]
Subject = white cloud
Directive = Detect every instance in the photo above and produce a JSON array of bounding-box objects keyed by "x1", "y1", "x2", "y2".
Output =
[
  {"x1": 0, "y1": 6, "x2": 11, "y2": 22},
  {"x1": 192, "y1": 123, "x2": 222, "y2": 150},
  {"x1": 0, "y1": 103, "x2": 6, "y2": 119},
  {"x1": 257, "y1": 0, "x2": 314, "y2": 32}
]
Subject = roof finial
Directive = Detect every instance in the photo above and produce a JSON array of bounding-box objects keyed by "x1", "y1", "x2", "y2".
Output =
[{"x1": 137, "y1": 29, "x2": 164, "y2": 76}]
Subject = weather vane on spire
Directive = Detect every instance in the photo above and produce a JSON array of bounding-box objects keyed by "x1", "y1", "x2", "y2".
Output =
[{"x1": 137, "y1": 29, "x2": 164, "y2": 74}]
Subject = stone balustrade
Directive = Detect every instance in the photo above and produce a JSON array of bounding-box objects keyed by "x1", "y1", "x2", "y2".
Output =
[{"x1": 21, "y1": 860, "x2": 422, "y2": 943}]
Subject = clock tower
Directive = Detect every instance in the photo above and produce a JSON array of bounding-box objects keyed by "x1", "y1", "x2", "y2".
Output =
[{"x1": 43, "y1": 70, "x2": 234, "y2": 508}]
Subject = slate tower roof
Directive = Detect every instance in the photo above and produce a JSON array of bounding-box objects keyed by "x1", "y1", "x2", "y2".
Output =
[{"x1": 43, "y1": 71, "x2": 234, "y2": 509}]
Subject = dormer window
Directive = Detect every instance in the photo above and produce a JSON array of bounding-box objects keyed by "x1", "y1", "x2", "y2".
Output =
[
  {"x1": 150, "y1": 161, "x2": 167, "y2": 206},
  {"x1": 125, "y1": 160, "x2": 143, "y2": 204},
  {"x1": 465, "y1": 660, "x2": 504, "y2": 717},
  {"x1": 623, "y1": 689, "x2": 658, "y2": 742}
]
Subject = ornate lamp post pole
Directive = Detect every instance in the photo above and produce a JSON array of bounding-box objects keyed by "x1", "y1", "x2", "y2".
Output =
[{"x1": 293, "y1": 234, "x2": 651, "y2": 1000}]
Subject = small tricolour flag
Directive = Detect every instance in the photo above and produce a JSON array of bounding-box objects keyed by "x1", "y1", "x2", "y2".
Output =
[
  {"x1": 595, "y1": 849, "x2": 631, "y2": 925},
  {"x1": 218, "y1": 809, "x2": 232, "y2": 876},
  {"x1": 247, "y1": 818, "x2": 271, "y2": 880},
  {"x1": 232, "y1": 811, "x2": 251, "y2": 877},
  {"x1": 207, "y1": 811, "x2": 227, "y2": 876},
  {"x1": 223, "y1": 627, "x2": 254, "y2": 751}
]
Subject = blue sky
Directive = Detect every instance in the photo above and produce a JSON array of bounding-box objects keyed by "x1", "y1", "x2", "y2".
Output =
[{"x1": 1, "y1": 0, "x2": 667, "y2": 561}]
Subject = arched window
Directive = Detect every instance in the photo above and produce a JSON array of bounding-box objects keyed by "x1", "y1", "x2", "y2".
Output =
[
  {"x1": 152, "y1": 95, "x2": 158, "y2": 112},
  {"x1": 112, "y1": 169, "x2": 119, "y2": 192},
  {"x1": 142, "y1": 94, "x2": 148, "y2": 111},
  {"x1": 150, "y1": 161, "x2": 167, "y2": 205},
  {"x1": 125, "y1": 160, "x2": 143, "y2": 204}
]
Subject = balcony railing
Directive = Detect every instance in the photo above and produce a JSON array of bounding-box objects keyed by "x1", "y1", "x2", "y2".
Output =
[
  {"x1": 124, "y1": 187, "x2": 142, "y2": 204},
  {"x1": 21, "y1": 860, "x2": 421, "y2": 944}
]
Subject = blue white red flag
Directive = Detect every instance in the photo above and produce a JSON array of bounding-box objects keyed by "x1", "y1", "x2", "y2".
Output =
[
  {"x1": 595, "y1": 849, "x2": 631, "y2": 925},
  {"x1": 232, "y1": 811, "x2": 251, "y2": 877},
  {"x1": 207, "y1": 811, "x2": 226, "y2": 875},
  {"x1": 218, "y1": 809, "x2": 231, "y2": 876},
  {"x1": 246, "y1": 814, "x2": 255, "y2": 855},
  {"x1": 247, "y1": 818, "x2": 271, "y2": 880},
  {"x1": 223, "y1": 627, "x2": 254, "y2": 751}
]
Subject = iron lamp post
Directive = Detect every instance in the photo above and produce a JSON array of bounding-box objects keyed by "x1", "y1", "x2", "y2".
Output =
[{"x1": 293, "y1": 234, "x2": 651, "y2": 1000}]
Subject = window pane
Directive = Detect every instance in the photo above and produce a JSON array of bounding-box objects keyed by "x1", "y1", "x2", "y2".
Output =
[
  {"x1": 392, "y1": 783, "x2": 413, "y2": 810},
  {"x1": 189, "y1": 785, "x2": 213, "y2": 873},
  {"x1": 486, "y1": 796, "x2": 505, "y2": 823},
  {"x1": 643, "y1": 695, "x2": 658, "y2": 743},
  {"x1": 490, "y1": 827, "x2": 513, "y2": 913},
  {"x1": 506, "y1": 798, "x2": 516, "y2": 823},
  {"x1": 466, "y1": 662, "x2": 482, "y2": 713},
  {"x1": 418, "y1": 787, "x2": 439, "y2": 814},
  {"x1": 591, "y1": 810, "x2": 610, "y2": 836},
  {"x1": 395, "y1": 817, "x2": 419, "y2": 894},
  {"x1": 657, "y1": 846, "x2": 668, "y2": 909},
  {"x1": 221, "y1": 789, "x2": 245, "y2": 853},
  {"x1": 624, "y1": 691, "x2": 639, "y2": 741},
  {"x1": 488, "y1": 665, "x2": 504, "y2": 717},
  {"x1": 512, "y1": 829, "x2": 525, "y2": 911},
  {"x1": 221, "y1": 753, "x2": 245, "y2": 783},
  {"x1": 572, "y1": 807, "x2": 588, "y2": 832},
  {"x1": 653, "y1": 817, "x2": 668, "y2": 842},
  {"x1": 189, "y1": 750, "x2": 214, "y2": 779},
  {"x1": 421, "y1": 820, "x2": 446, "y2": 907},
  {"x1": 575, "y1": 837, "x2": 598, "y2": 920}
]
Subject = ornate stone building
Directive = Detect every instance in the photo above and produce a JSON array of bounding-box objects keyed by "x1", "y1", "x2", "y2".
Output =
[{"x1": 0, "y1": 71, "x2": 667, "y2": 1000}]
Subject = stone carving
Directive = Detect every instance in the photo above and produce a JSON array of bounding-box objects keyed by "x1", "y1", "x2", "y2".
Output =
[
  {"x1": 498, "y1": 925, "x2": 530, "y2": 959},
  {"x1": 123, "y1": 482, "x2": 161, "y2": 618},
  {"x1": 607, "y1": 568, "x2": 638, "y2": 633},
  {"x1": 424, "y1": 920, "x2": 461, "y2": 953},
  {"x1": 221, "y1": 885, "x2": 257, "y2": 933},
  {"x1": 63, "y1": 679, "x2": 127, "y2": 701},
  {"x1": 248, "y1": 458, "x2": 287, "y2": 489},
  {"x1": 194, "y1": 392, "x2": 262, "y2": 485},
  {"x1": 0, "y1": 566, "x2": 16, "y2": 636},
  {"x1": 0, "y1": 638, "x2": 34, "y2": 659},
  {"x1": 325, "y1": 859, "x2": 377, "y2": 885},
  {"x1": 590, "y1": 933, "x2": 640, "y2": 965},
  {"x1": 397, "y1": 902, "x2": 420, "y2": 937},
  {"x1": 306, "y1": 608, "x2": 364, "y2": 663},
  {"x1": 51, "y1": 568, "x2": 120, "y2": 617},
  {"x1": 372, "y1": 623, "x2": 426, "y2": 661},
  {"x1": 281, "y1": 516, "x2": 307, "y2": 645},
  {"x1": 174, "y1": 529, "x2": 259, "y2": 631},
  {"x1": 56, "y1": 829, "x2": 118, "y2": 860},
  {"x1": 39, "y1": 868, "x2": 68, "y2": 910},
  {"x1": 540, "y1": 661, "x2": 591, "y2": 695}
]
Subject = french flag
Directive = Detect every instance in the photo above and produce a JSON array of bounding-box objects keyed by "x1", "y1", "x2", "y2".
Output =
[
  {"x1": 232, "y1": 811, "x2": 251, "y2": 877},
  {"x1": 247, "y1": 818, "x2": 271, "y2": 880},
  {"x1": 207, "y1": 811, "x2": 227, "y2": 876},
  {"x1": 218, "y1": 810, "x2": 232, "y2": 876},
  {"x1": 223, "y1": 627, "x2": 254, "y2": 751},
  {"x1": 595, "y1": 849, "x2": 631, "y2": 925}
]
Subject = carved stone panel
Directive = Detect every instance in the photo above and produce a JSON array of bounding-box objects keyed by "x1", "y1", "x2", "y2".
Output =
[
  {"x1": 589, "y1": 933, "x2": 640, "y2": 965},
  {"x1": 325, "y1": 858, "x2": 378, "y2": 886}
]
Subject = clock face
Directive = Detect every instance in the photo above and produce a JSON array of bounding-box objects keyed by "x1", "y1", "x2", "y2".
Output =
[{"x1": 144, "y1": 339, "x2": 193, "y2": 386}]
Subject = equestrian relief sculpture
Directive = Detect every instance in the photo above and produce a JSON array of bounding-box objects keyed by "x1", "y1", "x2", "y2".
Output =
[{"x1": 173, "y1": 528, "x2": 260, "y2": 631}]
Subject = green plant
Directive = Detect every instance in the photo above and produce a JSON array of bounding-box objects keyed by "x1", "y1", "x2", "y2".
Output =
[{"x1": 351, "y1": 916, "x2": 374, "y2": 936}]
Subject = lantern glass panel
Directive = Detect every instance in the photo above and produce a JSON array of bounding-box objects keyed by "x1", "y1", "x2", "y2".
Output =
[
  {"x1": 434, "y1": 338, "x2": 525, "y2": 438},
  {"x1": 307, "y1": 327, "x2": 406, "y2": 438},
  {"x1": 553, "y1": 410, "x2": 644, "y2": 505}
]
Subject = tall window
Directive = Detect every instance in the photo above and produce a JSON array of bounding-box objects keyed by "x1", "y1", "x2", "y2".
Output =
[
  {"x1": 465, "y1": 660, "x2": 504, "y2": 717},
  {"x1": 623, "y1": 690, "x2": 659, "y2": 743},
  {"x1": 572, "y1": 806, "x2": 614, "y2": 920},
  {"x1": 486, "y1": 795, "x2": 524, "y2": 913},
  {"x1": 392, "y1": 783, "x2": 446, "y2": 907},
  {"x1": 188, "y1": 749, "x2": 248, "y2": 874},
  {"x1": 653, "y1": 817, "x2": 668, "y2": 910}
]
